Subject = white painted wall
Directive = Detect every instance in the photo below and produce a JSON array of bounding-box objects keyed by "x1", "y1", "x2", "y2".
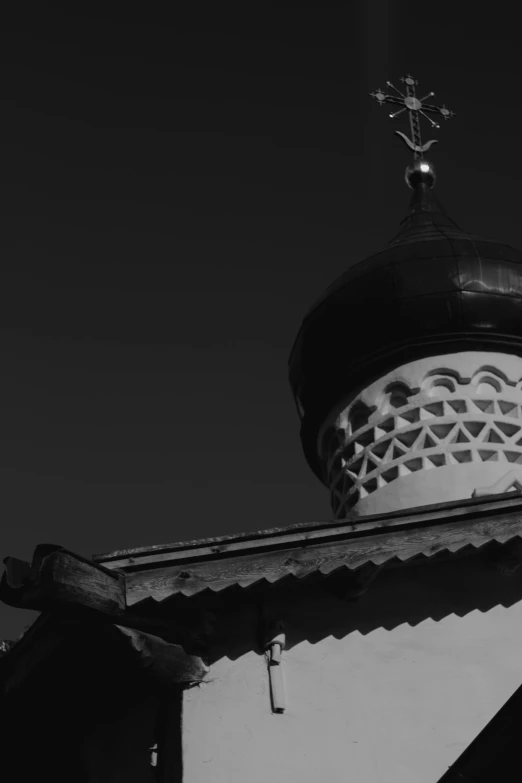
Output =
[{"x1": 183, "y1": 587, "x2": 522, "y2": 782}]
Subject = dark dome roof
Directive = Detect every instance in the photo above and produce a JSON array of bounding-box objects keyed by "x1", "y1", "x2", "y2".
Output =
[{"x1": 289, "y1": 181, "x2": 522, "y2": 482}]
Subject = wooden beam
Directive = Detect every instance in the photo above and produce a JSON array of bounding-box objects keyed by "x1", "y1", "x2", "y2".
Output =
[
  {"x1": 112, "y1": 625, "x2": 209, "y2": 684},
  {"x1": 95, "y1": 494, "x2": 522, "y2": 573},
  {"x1": 0, "y1": 545, "x2": 125, "y2": 614},
  {"x1": 4, "y1": 495, "x2": 522, "y2": 616},
  {"x1": 124, "y1": 509, "x2": 522, "y2": 604}
]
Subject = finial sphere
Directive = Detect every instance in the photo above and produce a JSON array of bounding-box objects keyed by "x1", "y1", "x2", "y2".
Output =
[{"x1": 405, "y1": 159, "x2": 436, "y2": 189}]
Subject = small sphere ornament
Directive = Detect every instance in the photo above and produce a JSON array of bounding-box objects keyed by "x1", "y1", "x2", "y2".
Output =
[{"x1": 405, "y1": 159, "x2": 436, "y2": 189}]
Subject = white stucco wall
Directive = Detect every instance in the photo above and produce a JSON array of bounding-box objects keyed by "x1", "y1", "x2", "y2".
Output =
[{"x1": 183, "y1": 580, "x2": 522, "y2": 782}]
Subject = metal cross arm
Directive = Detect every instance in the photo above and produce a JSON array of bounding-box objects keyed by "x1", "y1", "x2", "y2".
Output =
[
  {"x1": 418, "y1": 101, "x2": 455, "y2": 124},
  {"x1": 370, "y1": 90, "x2": 406, "y2": 108},
  {"x1": 370, "y1": 75, "x2": 454, "y2": 160}
]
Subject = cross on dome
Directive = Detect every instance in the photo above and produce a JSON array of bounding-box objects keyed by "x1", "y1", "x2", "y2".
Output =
[{"x1": 370, "y1": 75, "x2": 454, "y2": 161}]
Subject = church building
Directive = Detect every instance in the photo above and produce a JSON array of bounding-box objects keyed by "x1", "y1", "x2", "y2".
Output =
[{"x1": 3, "y1": 76, "x2": 522, "y2": 782}]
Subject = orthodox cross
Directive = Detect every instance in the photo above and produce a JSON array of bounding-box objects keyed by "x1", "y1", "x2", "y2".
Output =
[{"x1": 370, "y1": 75, "x2": 454, "y2": 160}]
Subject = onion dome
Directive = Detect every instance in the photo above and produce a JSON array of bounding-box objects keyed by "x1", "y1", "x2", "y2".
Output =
[{"x1": 289, "y1": 161, "x2": 522, "y2": 484}]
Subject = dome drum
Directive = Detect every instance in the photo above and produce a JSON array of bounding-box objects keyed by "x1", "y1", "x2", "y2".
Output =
[
  {"x1": 318, "y1": 352, "x2": 522, "y2": 517},
  {"x1": 289, "y1": 185, "x2": 522, "y2": 486}
]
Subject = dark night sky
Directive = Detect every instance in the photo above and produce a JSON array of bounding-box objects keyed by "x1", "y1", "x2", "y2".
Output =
[{"x1": 1, "y1": 4, "x2": 521, "y2": 638}]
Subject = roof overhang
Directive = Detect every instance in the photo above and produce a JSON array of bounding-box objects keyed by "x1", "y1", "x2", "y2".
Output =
[
  {"x1": 92, "y1": 492, "x2": 522, "y2": 602},
  {"x1": 3, "y1": 493, "x2": 522, "y2": 688}
]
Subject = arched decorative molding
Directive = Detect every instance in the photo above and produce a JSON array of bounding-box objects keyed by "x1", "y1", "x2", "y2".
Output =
[
  {"x1": 474, "y1": 374, "x2": 503, "y2": 395},
  {"x1": 425, "y1": 376, "x2": 457, "y2": 397},
  {"x1": 380, "y1": 382, "x2": 413, "y2": 415},
  {"x1": 472, "y1": 364, "x2": 514, "y2": 386}
]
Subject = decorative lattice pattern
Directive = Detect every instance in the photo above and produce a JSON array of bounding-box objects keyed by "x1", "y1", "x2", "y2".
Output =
[{"x1": 325, "y1": 393, "x2": 522, "y2": 518}]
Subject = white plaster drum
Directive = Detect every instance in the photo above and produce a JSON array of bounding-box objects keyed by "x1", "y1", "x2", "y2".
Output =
[{"x1": 319, "y1": 352, "x2": 522, "y2": 517}]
